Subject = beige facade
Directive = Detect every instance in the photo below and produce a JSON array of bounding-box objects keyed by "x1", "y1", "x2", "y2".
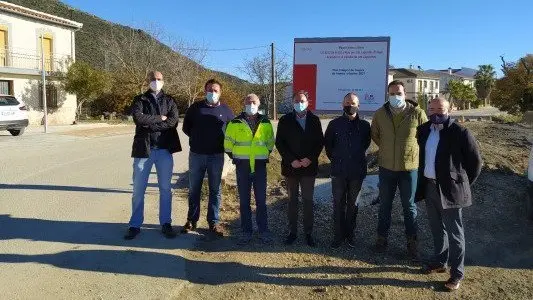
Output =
[
  {"x1": 0, "y1": 1, "x2": 82, "y2": 125},
  {"x1": 390, "y1": 68, "x2": 440, "y2": 103}
]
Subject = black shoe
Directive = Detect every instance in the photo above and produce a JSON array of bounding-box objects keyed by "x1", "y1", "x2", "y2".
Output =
[
  {"x1": 162, "y1": 223, "x2": 177, "y2": 239},
  {"x1": 331, "y1": 239, "x2": 343, "y2": 249},
  {"x1": 306, "y1": 234, "x2": 316, "y2": 247},
  {"x1": 209, "y1": 223, "x2": 225, "y2": 237},
  {"x1": 347, "y1": 236, "x2": 356, "y2": 248},
  {"x1": 284, "y1": 233, "x2": 297, "y2": 245},
  {"x1": 124, "y1": 227, "x2": 140, "y2": 240},
  {"x1": 180, "y1": 221, "x2": 197, "y2": 234}
]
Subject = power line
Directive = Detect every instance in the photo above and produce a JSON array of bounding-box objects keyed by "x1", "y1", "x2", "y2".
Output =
[{"x1": 274, "y1": 46, "x2": 293, "y2": 59}]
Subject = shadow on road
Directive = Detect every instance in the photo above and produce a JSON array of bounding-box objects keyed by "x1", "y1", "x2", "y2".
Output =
[
  {"x1": 0, "y1": 184, "x2": 131, "y2": 194},
  {"x1": 0, "y1": 249, "x2": 438, "y2": 289}
]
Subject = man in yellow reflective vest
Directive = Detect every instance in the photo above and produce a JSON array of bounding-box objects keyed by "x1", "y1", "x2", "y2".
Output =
[{"x1": 224, "y1": 93, "x2": 275, "y2": 245}]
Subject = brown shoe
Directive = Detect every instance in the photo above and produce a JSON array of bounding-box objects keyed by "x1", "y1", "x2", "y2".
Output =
[
  {"x1": 407, "y1": 235, "x2": 418, "y2": 258},
  {"x1": 209, "y1": 223, "x2": 224, "y2": 237},
  {"x1": 421, "y1": 264, "x2": 448, "y2": 275},
  {"x1": 374, "y1": 236, "x2": 388, "y2": 252},
  {"x1": 180, "y1": 221, "x2": 197, "y2": 234},
  {"x1": 444, "y1": 277, "x2": 462, "y2": 291}
]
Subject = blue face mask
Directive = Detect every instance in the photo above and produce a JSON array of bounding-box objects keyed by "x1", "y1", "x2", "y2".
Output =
[
  {"x1": 388, "y1": 95, "x2": 405, "y2": 108},
  {"x1": 294, "y1": 102, "x2": 308, "y2": 113},
  {"x1": 206, "y1": 92, "x2": 220, "y2": 104}
]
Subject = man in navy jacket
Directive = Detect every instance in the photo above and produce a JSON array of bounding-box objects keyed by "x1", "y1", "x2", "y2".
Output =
[
  {"x1": 324, "y1": 93, "x2": 371, "y2": 248},
  {"x1": 181, "y1": 79, "x2": 235, "y2": 236},
  {"x1": 416, "y1": 97, "x2": 482, "y2": 291}
]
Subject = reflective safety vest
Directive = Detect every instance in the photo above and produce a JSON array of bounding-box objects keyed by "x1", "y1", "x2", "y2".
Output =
[{"x1": 224, "y1": 114, "x2": 275, "y2": 173}]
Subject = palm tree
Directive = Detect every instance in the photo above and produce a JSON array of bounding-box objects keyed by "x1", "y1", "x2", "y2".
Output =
[{"x1": 474, "y1": 65, "x2": 496, "y2": 106}]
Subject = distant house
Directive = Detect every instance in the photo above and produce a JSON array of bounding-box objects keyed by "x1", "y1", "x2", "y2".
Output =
[
  {"x1": 426, "y1": 68, "x2": 475, "y2": 99},
  {"x1": 390, "y1": 68, "x2": 440, "y2": 105},
  {"x1": 0, "y1": 1, "x2": 82, "y2": 125}
]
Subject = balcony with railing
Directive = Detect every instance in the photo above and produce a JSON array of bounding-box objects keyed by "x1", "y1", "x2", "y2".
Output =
[{"x1": 0, "y1": 48, "x2": 71, "y2": 75}]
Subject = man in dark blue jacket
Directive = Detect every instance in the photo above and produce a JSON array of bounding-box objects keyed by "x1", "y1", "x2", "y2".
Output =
[
  {"x1": 181, "y1": 79, "x2": 235, "y2": 236},
  {"x1": 324, "y1": 93, "x2": 371, "y2": 248},
  {"x1": 125, "y1": 71, "x2": 182, "y2": 240},
  {"x1": 416, "y1": 97, "x2": 482, "y2": 291}
]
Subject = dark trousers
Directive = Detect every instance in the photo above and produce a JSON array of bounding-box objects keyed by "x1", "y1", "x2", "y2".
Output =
[
  {"x1": 527, "y1": 181, "x2": 533, "y2": 221},
  {"x1": 377, "y1": 167, "x2": 418, "y2": 237},
  {"x1": 425, "y1": 179, "x2": 465, "y2": 279},
  {"x1": 286, "y1": 176, "x2": 315, "y2": 235},
  {"x1": 332, "y1": 176, "x2": 362, "y2": 241},
  {"x1": 235, "y1": 160, "x2": 268, "y2": 234}
]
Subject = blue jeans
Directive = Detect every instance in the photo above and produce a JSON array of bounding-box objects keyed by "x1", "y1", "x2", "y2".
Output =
[
  {"x1": 187, "y1": 151, "x2": 224, "y2": 225},
  {"x1": 377, "y1": 167, "x2": 418, "y2": 237},
  {"x1": 235, "y1": 160, "x2": 268, "y2": 234},
  {"x1": 129, "y1": 149, "x2": 174, "y2": 228}
]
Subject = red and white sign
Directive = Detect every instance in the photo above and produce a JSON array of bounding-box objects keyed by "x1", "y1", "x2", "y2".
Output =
[{"x1": 293, "y1": 37, "x2": 390, "y2": 112}]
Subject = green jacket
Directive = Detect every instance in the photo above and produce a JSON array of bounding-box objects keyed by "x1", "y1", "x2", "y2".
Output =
[{"x1": 371, "y1": 102, "x2": 428, "y2": 171}]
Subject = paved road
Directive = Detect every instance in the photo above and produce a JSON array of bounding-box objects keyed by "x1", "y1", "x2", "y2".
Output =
[{"x1": 0, "y1": 124, "x2": 197, "y2": 299}]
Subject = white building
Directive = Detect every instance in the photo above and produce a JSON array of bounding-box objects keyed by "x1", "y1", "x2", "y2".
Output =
[
  {"x1": 427, "y1": 68, "x2": 475, "y2": 97},
  {"x1": 0, "y1": 1, "x2": 82, "y2": 125},
  {"x1": 390, "y1": 68, "x2": 440, "y2": 103}
]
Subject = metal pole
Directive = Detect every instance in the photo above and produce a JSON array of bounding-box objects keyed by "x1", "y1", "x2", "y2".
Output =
[
  {"x1": 41, "y1": 33, "x2": 48, "y2": 133},
  {"x1": 271, "y1": 42, "x2": 277, "y2": 120}
]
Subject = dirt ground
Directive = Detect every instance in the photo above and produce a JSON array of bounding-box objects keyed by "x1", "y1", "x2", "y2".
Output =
[{"x1": 174, "y1": 120, "x2": 533, "y2": 300}]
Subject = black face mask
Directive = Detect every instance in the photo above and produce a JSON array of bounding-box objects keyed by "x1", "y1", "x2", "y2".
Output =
[{"x1": 343, "y1": 106, "x2": 358, "y2": 115}]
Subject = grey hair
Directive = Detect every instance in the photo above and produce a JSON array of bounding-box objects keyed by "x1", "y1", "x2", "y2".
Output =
[{"x1": 244, "y1": 93, "x2": 260, "y2": 102}]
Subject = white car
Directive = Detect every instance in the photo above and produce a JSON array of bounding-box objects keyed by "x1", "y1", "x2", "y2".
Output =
[{"x1": 0, "y1": 94, "x2": 29, "y2": 136}]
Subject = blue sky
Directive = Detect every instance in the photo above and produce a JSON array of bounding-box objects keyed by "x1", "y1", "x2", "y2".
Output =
[{"x1": 62, "y1": 0, "x2": 531, "y2": 79}]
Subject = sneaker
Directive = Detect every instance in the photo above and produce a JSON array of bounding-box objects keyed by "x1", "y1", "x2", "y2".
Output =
[
  {"x1": 420, "y1": 264, "x2": 448, "y2": 275},
  {"x1": 124, "y1": 227, "x2": 140, "y2": 240},
  {"x1": 374, "y1": 236, "x2": 388, "y2": 252},
  {"x1": 209, "y1": 223, "x2": 225, "y2": 237},
  {"x1": 346, "y1": 236, "x2": 356, "y2": 248},
  {"x1": 259, "y1": 232, "x2": 273, "y2": 244},
  {"x1": 407, "y1": 235, "x2": 418, "y2": 259},
  {"x1": 162, "y1": 223, "x2": 177, "y2": 239},
  {"x1": 444, "y1": 277, "x2": 462, "y2": 291},
  {"x1": 306, "y1": 234, "x2": 316, "y2": 247},
  {"x1": 284, "y1": 233, "x2": 297, "y2": 245},
  {"x1": 237, "y1": 233, "x2": 253, "y2": 245},
  {"x1": 180, "y1": 221, "x2": 197, "y2": 234},
  {"x1": 331, "y1": 239, "x2": 343, "y2": 249}
]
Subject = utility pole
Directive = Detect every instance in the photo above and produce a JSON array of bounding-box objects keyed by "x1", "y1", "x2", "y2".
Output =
[
  {"x1": 41, "y1": 33, "x2": 48, "y2": 133},
  {"x1": 271, "y1": 42, "x2": 277, "y2": 120}
]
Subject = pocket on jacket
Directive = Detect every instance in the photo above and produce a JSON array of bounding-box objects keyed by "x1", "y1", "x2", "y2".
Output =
[{"x1": 449, "y1": 171, "x2": 464, "y2": 183}]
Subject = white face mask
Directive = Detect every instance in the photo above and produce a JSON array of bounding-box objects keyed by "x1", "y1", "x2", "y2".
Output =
[
  {"x1": 245, "y1": 104, "x2": 259, "y2": 115},
  {"x1": 149, "y1": 80, "x2": 164, "y2": 92},
  {"x1": 206, "y1": 92, "x2": 220, "y2": 104}
]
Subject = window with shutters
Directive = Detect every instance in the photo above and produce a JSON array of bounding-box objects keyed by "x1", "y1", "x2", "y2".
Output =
[{"x1": 39, "y1": 83, "x2": 58, "y2": 108}]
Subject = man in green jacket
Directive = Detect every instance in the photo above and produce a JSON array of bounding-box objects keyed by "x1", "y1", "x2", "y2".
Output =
[{"x1": 371, "y1": 80, "x2": 428, "y2": 258}]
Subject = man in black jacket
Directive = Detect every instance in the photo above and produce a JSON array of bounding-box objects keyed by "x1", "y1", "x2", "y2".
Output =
[
  {"x1": 324, "y1": 93, "x2": 371, "y2": 248},
  {"x1": 416, "y1": 97, "x2": 482, "y2": 291},
  {"x1": 125, "y1": 71, "x2": 182, "y2": 240},
  {"x1": 275, "y1": 90, "x2": 324, "y2": 247}
]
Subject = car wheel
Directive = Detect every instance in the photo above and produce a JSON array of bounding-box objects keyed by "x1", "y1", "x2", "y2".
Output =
[{"x1": 8, "y1": 128, "x2": 25, "y2": 136}]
